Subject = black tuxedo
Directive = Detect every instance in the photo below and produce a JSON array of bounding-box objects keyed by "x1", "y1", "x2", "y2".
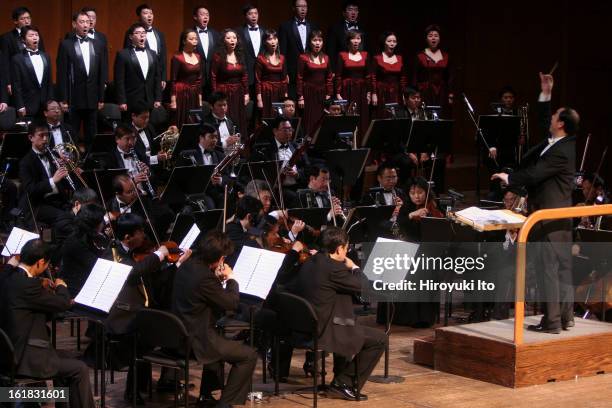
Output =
[
  {"x1": 130, "y1": 122, "x2": 160, "y2": 165},
  {"x1": 508, "y1": 100, "x2": 575, "y2": 329},
  {"x1": 47, "y1": 121, "x2": 79, "y2": 147},
  {"x1": 0, "y1": 49, "x2": 8, "y2": 102},
  {"x1": 238, "y1": 25, "x2": 266, "y2": 88},
  {"x1": 361, "y1": 186, "x2": 408, "y2": 207},
  {"x1": 225, "y1": 219, "x2": 261, "y2": 267},
  {"x1": 203, "y1": 112, "x2": 238, "y2": 134},
  {"x1": 278, "y1": 18, "x2": 317, "y2": 98},
  {"x1": 293, "y1": 253, "x2": 386, "y2": 390},
  {"x1": 193, "y1": 26, "x2": 221, "y2": 94},
  {"x1": 114, "y1": 47, "x2": 162, "y2": 110},
  {"x1": 60, "y1": 232, "x2": 99, "y2": 297},
  {"x1": 1, "y1": 28, "x2": 46, "y2": 84},
  {"x1": 10, "y1": 50, "x2": 54, "y2": 117},
  {"x1": 106, "y1": 145, "x2": 150, "y2": 169},
  {"x1": 123, "y1": 27, "x2": 167, "y2": 81},
  {"x1": 326, "y1": 20, "x2": 367, "y2": 70},
  {"x1": 0, "y1": 266, "x2": 94, "y2": 407},
  {"x1": 64, "y1": 29, "x2": 109, "y2": 83},
  {"x1": 172, "y1": 258, "x2": 257, "y2": 405}
]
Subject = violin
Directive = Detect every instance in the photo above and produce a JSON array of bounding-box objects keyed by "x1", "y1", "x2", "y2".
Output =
[
  {"x1": 132, "y1": 239, "x2": 183, "y2": 264},
  {"x1": 411, "y1": 199, "x2": 444, "y2": 221},
  {"x1": 263, "y1": 220, "x2": 311, "y2": 264}
]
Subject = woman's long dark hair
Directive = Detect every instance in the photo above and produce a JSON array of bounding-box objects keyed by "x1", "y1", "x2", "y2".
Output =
[
  {"x1": 71, "y1": 203, "x2": 106, "y2": 249},
  {"x1": 216, "y1": 28, "x2": 244, "y2": 64},
  {"x1": 178, "y1": 28, "x2": 198, "y2": 52},
  {"x1": 263, "y1": 29, "x2": 280, "y2": 59}
]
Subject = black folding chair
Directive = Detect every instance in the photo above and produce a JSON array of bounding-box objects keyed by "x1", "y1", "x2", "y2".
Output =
[
  {"x1": 0, "y1": 328, "x2": 47, "y2": 389},
  {"x1": 132, "y1": 309, "x2": 193, "y2": 408}
]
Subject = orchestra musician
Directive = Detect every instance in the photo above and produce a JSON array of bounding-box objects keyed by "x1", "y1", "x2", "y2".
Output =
[
  {"x1": 44, "y1": 99, "x2": 79, "y2": 148},
  {"x1": 225, "y1": 195, "x2": 263, "y2": 266},
  {"x1": 399, "y1": 176, "x2": 444, "y2": 242},
  {"x1": 204, "y1": 91, "x2": 241, "y2": 152},
  {"x1": 361, "y1": 163, "x2": 407, "y2": 237},
  {"x1": 280, "y1": 96, "x2": 297, "y2": 118},
  {"x1": 53, "y1": 187, "x2": 99, "y2": 255},
  {"x1": 0, "y1": 239, "x2": 95, "y2": 408},
  {"x1": 130, "y1": 105, "x2": 168, "y2": 172},
  {"x1": 298, "y1": 166, "x2": 345, "y2": 224}
]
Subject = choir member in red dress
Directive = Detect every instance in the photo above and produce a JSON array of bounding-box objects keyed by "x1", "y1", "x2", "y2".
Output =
[
  {"x1": 413, "y1": 24, "x2": 454, "y2": 114},
  {"x1": 297, "y1": 30, "x2": 333, "y2": 136},
  {"x1": 255, "y1": 29, "x2": 288, "y2": 118},
  {"x1": 210, "y1": 29, "x2": 249, "y2": 134},
  {"x1": 170, "y1": 29, "x2": 203, "y2": 128},
  {"x1": 335, "y1": 30, "x2": 370, "y2": 140},
  {"x1": 371, "y1": 31, "x2": 408, "y2": 118}
]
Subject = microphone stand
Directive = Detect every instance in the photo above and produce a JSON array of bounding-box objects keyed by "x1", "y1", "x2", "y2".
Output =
[{"x1": 462, "y1": 93, "x2": 498, "y2": 199}]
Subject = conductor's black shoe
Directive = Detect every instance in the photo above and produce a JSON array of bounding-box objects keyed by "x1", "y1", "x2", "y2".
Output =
[
  {"x1": 527, "y1": 324, "x2": 561, "y2": 334},
  {"x1": 124, "y1": 390, "x2": 145, "y2": 405},
  {"x1": 562, "y1": 319, "x2": 575, "y2": 330},
  {"x1": 327, "y1": 380, "x2": 365, "y2": 401}
]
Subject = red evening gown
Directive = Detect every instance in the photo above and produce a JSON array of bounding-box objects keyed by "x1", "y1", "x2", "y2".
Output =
[
  {"x1": 336, "y1": 51, "x2": 371, "y2": 141},
  {"x1": 296, "y1": 53, "x2": 333, "y2": 137},
  {"x1": 255, "y1": 54, "x2": 288, "y2": 118},
  {"x1": 210, "y1": 53, "x2": 249, "y2": 134},
  {"x1": 413, "y1": 50, "x2": 453, "y2": 111},
  {"x1": 170, "y1": 53, "x2": 202, "y2": 128},
  {"x1": 370, "y1": 54, "x2": 408, "y2": 119}
]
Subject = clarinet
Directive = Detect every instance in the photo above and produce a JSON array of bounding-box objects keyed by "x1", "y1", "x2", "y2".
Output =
[
  {"x1": 46, "y1": 147, "x2": 76, "y2": 191},
  {"x1": 130, "y1": 150, "x2": 157, "y2": 199}
]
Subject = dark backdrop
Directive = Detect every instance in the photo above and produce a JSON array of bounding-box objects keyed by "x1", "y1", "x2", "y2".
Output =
[{"x1": 1, "y1": 0, "x2": 609, "y2": 179}]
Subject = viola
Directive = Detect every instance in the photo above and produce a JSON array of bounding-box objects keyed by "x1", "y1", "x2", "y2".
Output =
[
  {"x1": 132, "y1": 240, "x2": 183, "y2": 264},
  {"x1": 263, "y1": 224, "x2": 311, "y2": 264}
]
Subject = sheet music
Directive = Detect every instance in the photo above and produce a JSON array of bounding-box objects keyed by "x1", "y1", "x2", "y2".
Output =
[
  {"x1": 179, "y1": 223, "x2": 201, "y2": 251},
  {"x1": 456, "y1": 206, "x2": 524, "y2": 225},
  {"x1": 232, "y1": 246, "x2": 286, "y2": 299},
  {"x1": 75, "y1": 258, "x2": 132, "y2": 313},
  {"x1": 2, "y1": 227, "x2": 39, "y2": 256}
]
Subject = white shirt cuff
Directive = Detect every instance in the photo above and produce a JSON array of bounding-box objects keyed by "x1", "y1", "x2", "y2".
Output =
[
  {"x1": 149, "y1": 155, "x2": 159, "y2": 166},
  {"x1": 154, "y1": 250, "x2": 164, "y2": 262},
  {"x1": 48, "y1": 177, "x2": 58, "y2": 194},
  {"x1": 288, "y1": 231, "x2": 297, "y2": 242},
  {"x1": 538, "y1": 92, "x2": 551, "y2": 102}
]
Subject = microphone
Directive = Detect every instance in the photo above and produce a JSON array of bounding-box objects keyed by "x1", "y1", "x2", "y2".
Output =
[
  {"x1": 462, "y1": 93, "x2": 474, "y2": 114},
  {"x1": 347, "y1": 217, "x2": 366, "y2": 234},
  {"x1": 447, "y1": 188, "x2": 464, "y2": 200},
  {"x1": 180, "y1": 149, "x2": 198, "y2": 166}
]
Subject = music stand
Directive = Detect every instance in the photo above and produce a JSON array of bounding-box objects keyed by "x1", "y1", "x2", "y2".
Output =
[
  {"x1": 88, "y1": 133, "x2": 115, "y2": 154},
  {"x1": 323, "y1": 148, "x2": 370, "y2": 195},
  {"x1": 169, "y1": 213, "x2": 196, "y2": 242},
  {"x1": 193, "y1": 209, "x2": 224, "y2": 232},
  {"x1": 173, "y1": 123, "x2": 201, "y2": 156},
  {"x1": 362, "y1": 118, "x2": 411, "y2": 151},
  {"x1": 287, "y1": 207, "x2": 330, "y2": 229},
  {"x1": 311, "y1": 115, "x2": 359, "y2": 151},
  {"x1": 0, "y1": 132, "x2": 30, "y2": 178},
  {"x1": 160, "y1": 165, "x2": 215, "y2": 205},
  {"x1": 406, "y1": 119, "x2": 453, "y2": 154},
  {"x1": 478, "y1": 115, "x2": 520, "y2": 162},
  {"x1": 344, "y1": 205, "x2": 395, "y2": 242},
  {"x1": 83, "y1": 168, "x2": 128, "y2": 202},
  {"x1": 237, "y1": 160, "x2": 281, "y2": 185}
]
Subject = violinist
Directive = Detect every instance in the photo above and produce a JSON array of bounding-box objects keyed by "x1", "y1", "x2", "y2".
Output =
[
  {"x1": 225, "y1": 195, "x2": 264, "y2": 266},
  {"x1": 399, "y1": 176, "x2": 444, "y2": 242},
  {"x1": 101, "y1": 213, "x2": 191, "y2": 403},
  {"x1": 53, "y1": 187, "x2": 99, "y2": 253},
  {"x1": 0, "y1": 239, "x2": 95, "y2": 408}
]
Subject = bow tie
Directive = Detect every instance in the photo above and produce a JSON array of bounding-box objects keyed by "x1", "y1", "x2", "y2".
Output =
[
  {"x1": 278, "y1": 144, "x2": 290, "y2": 150},
  {"x1": 134, "y1": 47, "x2": 146, "y2": 52},
  {"x1": 145, "y1": 27, "x2": 153, "y2": 33},
  {"x1": 217, "y1": 118, "x2": 227, "y2": 123},
  {"x1": 119, "y1": 202, "x2": 130, "y2": 208},
  {"x1": 296, "y1": 20, "x2": 306, "y2": 26},
  {"x1": 36, "y1": 152, "x2": 49, "y2": 160},
  {"x1": 89, "y1": 29, "x2": 95, "y2": 34},
  {"x1": 78, "y1": 37, "x2": 89, "y2": 43},
  {"x1": 28, "y1": 50, "x2": 40, "y2": 56},
  {"x1": 248, "y1": 26, "x2": 259, "y2": 31},
  {"x1": 49, "y1": 124, "x2": 61, "y2": 130},
  {"x1": 198, "y1": 28, "x2": 208, "y2": 33},
  {"x1": 346, "y1": 22, "x2": 358, "y2": 30},
  {"x1": 123, "y1": 152, "x2": 135, "y2": 159}
]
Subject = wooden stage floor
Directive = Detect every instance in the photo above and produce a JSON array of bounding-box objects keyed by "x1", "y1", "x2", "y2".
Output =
[{"x1": 50, "y1": 313, "x2": 612, "y2": 408}]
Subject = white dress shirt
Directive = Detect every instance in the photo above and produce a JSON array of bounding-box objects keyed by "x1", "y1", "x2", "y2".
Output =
[
  {"x1": 28, "y1": 50, "x2": 44, "y2": 85},
  {"x1": 296, "y1": 19, "x2": 307, "y2": 51},
  {"x1": 77, "y1": 36, "x2": 91, "y2": 75},
  {"x1": 133, "y1": 125, "x2": 158, "y2": 165},
  {"x1": 199, "y1": 145, "x2": 213, "y2": 165},
  {"x1": 146, "y1": 28, "x2": 158, "y2": 53},
  {"x1": 248, "y1": 26, "x2": 261, "y2": 56},
  {"x1": 48, "y1": 123, "x2": 63, "y2": 147},
  {"x1": 197, "y1": 27, "x2": 209, "y2": 58},
  {"x1": 117, "y1": 147, "x2": 138, "y2": 173},
  {"x1": 33, "y1": 148, "x2": 59, "y2": 195},
  {"x1": 134, "y1": 47, "x2": 149, "y2": 78},
  {"x1": 213, "y1": 115, "x2": 231, "y2": 148}
]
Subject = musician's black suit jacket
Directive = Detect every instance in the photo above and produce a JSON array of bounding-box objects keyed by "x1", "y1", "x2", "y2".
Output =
[
  {"x1": 0, "y1": 266, "x2": 72, "y2": 378},
  {"x1": 10, "y1": 50, "x2": 54, "y2": 116},
  {"x1": 114, "y1": 47, "x2": 162, "y2": 109},
  {"x1": 18, "y1": 149, "x2": 70, "y2": 205},
  {"x1": 56, "y1": 34, "x2": 107, "y2": 109},
  {"x1": 292, "y1": 252, "x2": 366, "y2": 358},
  {"x1": 106, "y1": 145, "x2": 151, "y2": 169},
  {"x1": 123, "y1": 27, "x2": 167, "y2": 81},
  {"x1": 130, "y1": 122, "x2": 160, "y2": 161},
  {"x1": 172, "y1": 258, "x2": 240, "y2": 364}
]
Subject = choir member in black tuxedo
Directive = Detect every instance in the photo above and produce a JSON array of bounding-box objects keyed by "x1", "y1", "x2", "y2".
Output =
[
  {"x1": 130, "y1": 105, "x2": 168, "y2": 172},
  {"x1": 0, "y1": 49, "x2": 8, "y2": 110},
  {"x1": 82, "y1": 6, "x2": 109, "y2": 75},
  {"x1": 203, "y1": 91, "x2": 241, "y2": 153},
  {"x1": 326, "y1": 1, "x2": 367, "y2": 71},
  {"x1": 57, "y1": 11, "x2": 107, "y2": 146},
  {"x1": 43, "y1": 100, "x2": 79, "y2": 148},
  {"x1": 191, "y1": 5, "x2": 221, "y2": 96},
  {"x1": 59, "y1": 202, "x2": 106, "y2": 297},
  {"x1": 278, "y1": 0, "x2": 317, "y2": 100},
  {"x1": 1, "y1": 7, "x2": 46, "y2": 93},
  {"x1": 123, "y1": 4, "x2": 167, "y2": 89},
  {"x1": 172, "y1": 230, "x2": 257, "y2": 406},
  {"x1": 292, "y1": 227, "x2": 386, "y2": 400},
  {"x1": 114, "y1": 23, "x2": 162, "y2": 113},
  {"x1": 0, "y1": 239, "x2": 95, "y2": 408},
  {"x1": 18, "y1": 121, "x2": 72, "y2": 225},
  {"x1": 11, "y1": 26, "x2": 53, "y2": 119},
  {"x1": 492, "y1": 73, "x2": 577, "y2": 333},
  {"x1": 238, "y1": 4, "x2": 266, "y2": 99}
]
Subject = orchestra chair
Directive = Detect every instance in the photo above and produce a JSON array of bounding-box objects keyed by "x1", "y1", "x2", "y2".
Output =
[{"x1": 0, "y1": 328, "x2": 47, "y2": 389}]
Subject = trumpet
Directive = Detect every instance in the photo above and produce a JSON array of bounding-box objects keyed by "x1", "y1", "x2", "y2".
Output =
[{"x1": 47, "y1": 143, "x2": 88, "y2": 190}]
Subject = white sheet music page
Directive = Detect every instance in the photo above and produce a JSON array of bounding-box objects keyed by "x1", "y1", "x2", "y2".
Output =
[
  {"x1": 232, "y1": 246, "x2": 286, "y2": 299},
  {"x1": 2, "y1": 227, "x2": 39, "y2": 256},
  {"x1": 179, "y1": 223, "x2": 201, "y2": 251},
  {"x1": 75, "y1": 258, "x2": 132, "y2": 313}
]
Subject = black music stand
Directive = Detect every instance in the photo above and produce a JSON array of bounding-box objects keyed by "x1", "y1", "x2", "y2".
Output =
[
  {"x1": 323, "y1": 148, "x2": 370, "y2": 195},
  {"x1": 88, "y1": 133, "x2": 115, "y2": 154},
  {"x1": 406, "y1": 119, "x2": 453, "y2": 154},
  {"x1": 160, "y1": 165, "x2": 215, "y2": 205},
  {"x1": 173, "y1": 123, "x2": 201, "y2": 156},
  {"x1": 0, "y1": 132, "x2": 29, "y2": 178},
  {"x1": 344, "y1": 205, "x2": 396, "y2": 242},
  {"x1": 168, "y1": 213, "x2": 196, "y2": 242},
  {"x1": 311, "y1": 115, "x2": 360, "y2": 151},
  {"x1": 478, "y1": 114, "x2": 521, "y2": 175},
  {"x1": 287, "y1": 207, "x2": 330, "y2": 229},
  {"x1": 193, "y1": 209, "x2": 224, "y2": 232},
  {"x1": 362, "y1": 118, "x2": 411, "y2": 151},
  {"x1": 238, "y1": 160, "x2": 281, "y2": 185},
  {"x1": 83, "y1": 168, "x2": 128, "y2": 202}
]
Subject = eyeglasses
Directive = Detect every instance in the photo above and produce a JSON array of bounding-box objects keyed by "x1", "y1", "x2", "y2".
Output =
[{"x1": 279, "y1": 127, "x2": 293, "y2": 132}]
